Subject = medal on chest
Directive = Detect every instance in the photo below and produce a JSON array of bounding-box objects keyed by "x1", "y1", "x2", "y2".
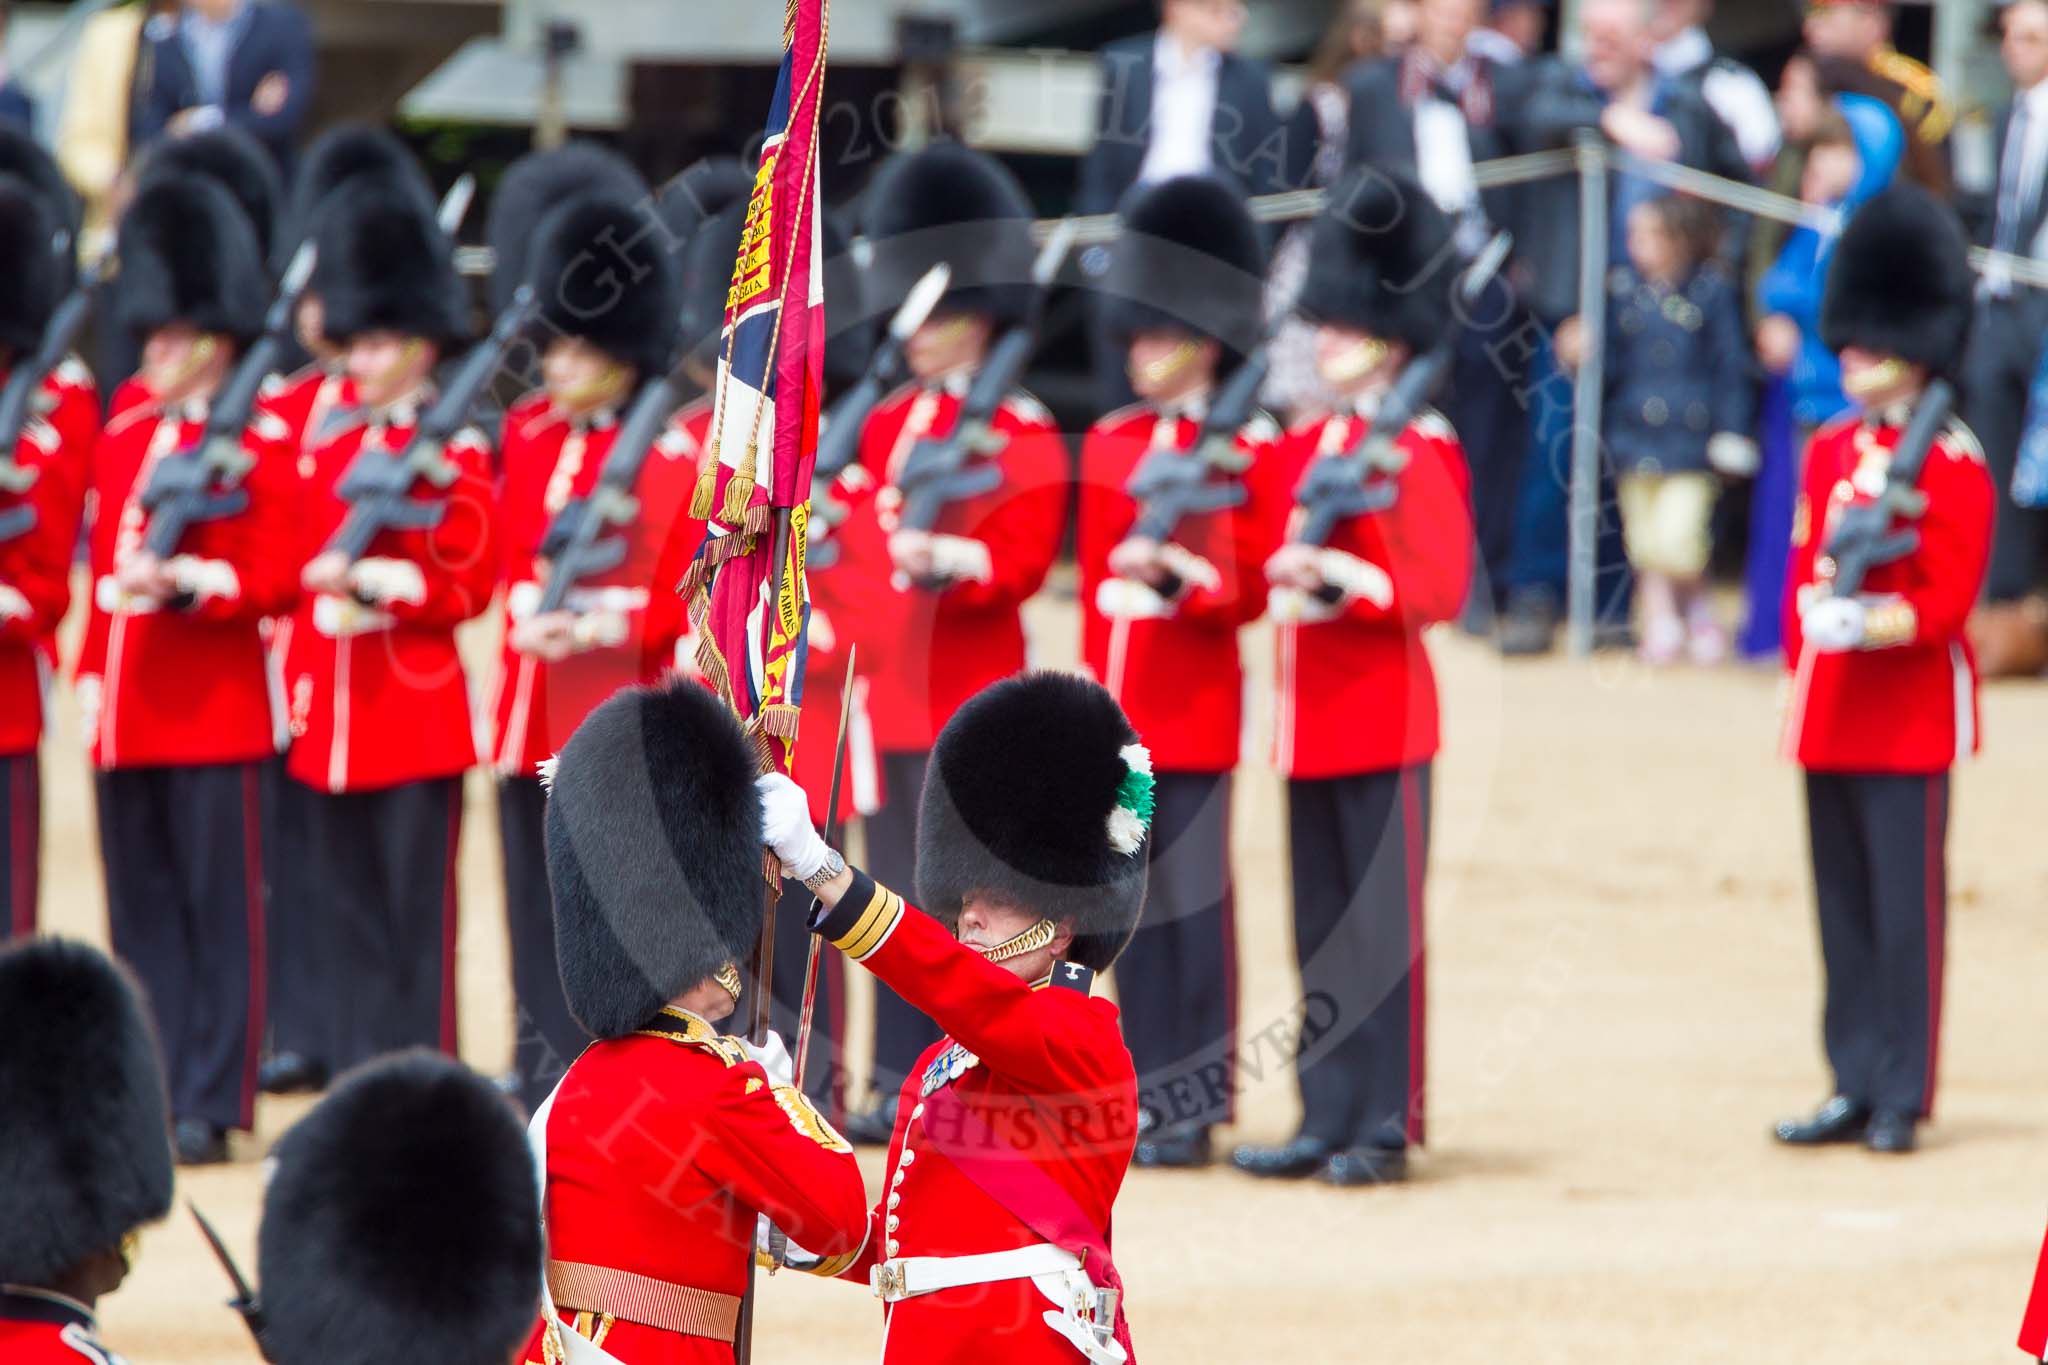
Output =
[{"x1": 920, "y1": 1040, "x2": 980, "y2": 1097}]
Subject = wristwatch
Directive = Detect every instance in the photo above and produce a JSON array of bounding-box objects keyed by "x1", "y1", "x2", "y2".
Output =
[{"x1": 803, "y1": 847, "x2": 848, "y2": 892}]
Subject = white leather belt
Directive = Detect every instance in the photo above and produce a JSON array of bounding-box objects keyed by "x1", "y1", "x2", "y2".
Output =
[{"x1": 870, "y1": 1245, "x2": 1080, "y2": 1303}]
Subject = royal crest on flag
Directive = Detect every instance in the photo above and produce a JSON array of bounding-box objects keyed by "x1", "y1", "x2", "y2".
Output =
[{"x1": 680, "y1": 0, "x2": 829, "y2": 775}]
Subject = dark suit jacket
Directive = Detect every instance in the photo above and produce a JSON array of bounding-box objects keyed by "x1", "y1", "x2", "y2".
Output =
[
  {"x1": 132, "y1": 1, "x2": 315, "y2": 170},
  {"x1": 1512, "y1": 58, "x2": 1742, "y2": 322},
  {"x1": 0, "y1": 83, "x2": 33, "y2": 133},
  {"x1": 1967, "y1": 101, "x2": 2048, "y2": 256},
  {"x1": 1340, "y1": 55, "x2": 1532, "y2": 249},
  {"x1": 1075, "y1": 32, "x2": 1284, "y2": 215}
]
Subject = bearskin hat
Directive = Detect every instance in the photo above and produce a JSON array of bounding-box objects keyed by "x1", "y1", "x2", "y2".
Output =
[
  {"x1": 115, "y1": 176, "x2": 270, "y2": 343},
  {"x1": 677, "y1": 199, "x2": 744, "y2": 364},
  {"x1": 655, "y1": 156, "x2": 752, "y2": 247},
  {"x1": 546, "y1": 679, "x2": 766, "y2": 1039},
  {"x1": 315, "y1": 175, "x2": 470, "y2": 346},
  {"x1": 487, "y1": 143, "x2": 647, "y2": 318},
  {"x1": 862, "y1": 141, "x2": 1037, "y2": 328},
  {"x1": 0, "y1": 939, "x2": 172, "y2": 1287},
  {"x1": 1820, "y1": 181, "x2": 1974, "y2": 377},
  {"x1": 819, "y1": 208, "x2": 871, "y2": 400},
  {"x1": 1298, "y1": 167, "x2": 1455, "y2": 351},
  {"x1": 135, "y1": 127, "x2": 283, "y2": 260},
  {"x1": 917, "y1": 673, "x2": 1152, "y2": 971},
  {"x1": 286, "y1": 123, "x2": 434, "y2": 256},
  {"x1": 1105, "y1": 174, "x2": 1267, "y2": 372},
  {"x1": 525, "y1": 194, "x2": 680, "y2": 378},
  {"x1": 0, "y1": 174, "x2": 68, "y2": 355},
  {"x1": 258, "y1": 1052, "x2": 541, "y2": 1365},
  {"x1": 0, "y1": 123, "x2": 79, "y2": 252}
]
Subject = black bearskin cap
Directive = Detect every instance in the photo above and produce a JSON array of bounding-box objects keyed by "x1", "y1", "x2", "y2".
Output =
[
  {"x1": 315, "y1": 175, "x2": 470, "y2": 346},
  {"x1": 116, "y1": 176, "x2": 270, "y2": 343},
  {"x1": 0, "y1": 123, "x2": 79, "y2": 253},
  {"x1": 546, "y1": 679, "x2": 766, "y2": 1039},
  {"x1": 1821, "y1": 182, "x2": 1974, "y2": 377},
  {"x1": 135, "y1": 127, "x2": 282, "y2": 260},
  {"x1": 656, "y1": 156, "x2": 752, "y2": 248},
  {"x1": 258, "y1": 1052, "x2": 541, "y2": 1365},
  {"x1": 1105, "y1": 174, "x2": 1267, "y2": 371},
  {"x1": 286, "y1": 123, "x2": 433, "y2": 256},
  {"x1": 917, "y1": 674, "x2": 1151, "y2": 971},
  {"x1": 0, "y1": 174, "x2": 68, "y2": 355},
  {"x1": 0, "y1": 939, "x2": 172, "y2": 1287},
  {"x1": 488, "y1": 143, "x2": 648, "y2": 318},
  {"x1": 529, "y1": 194, "x2": 681, "y2": 378},
  {"x1": 820, "y1": 208, "x2": 870, "y2": 400},
  {"x1": 862, "y1": 141, "x2": 1037, "y2": 328},
  {"x1": 1298, "y1": 167, "x2": 1455, "y2": 351},
  {"x1": 677, "y1": 200, "x2": 744, "y2": 363}
]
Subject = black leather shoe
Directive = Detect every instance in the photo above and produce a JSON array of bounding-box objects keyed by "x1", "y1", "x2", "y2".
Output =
[
  {"x1": 1230, "y1": 1134, "x2": 1335, "y2": 1179},
  {"x1": 1319, "y1": 1146, "x2": 1408, "y2": 1187},
  {"x1": 259, "y1": 1051, "x2": 329, "y2": 1095},
  {"x1": 842, "y1": 1097, "x2": 899, "y2": 1147},
  {"x1": 174, "y1": 1118, "x2": 230, "y2": 1166},
  {"x1": 1863, "y1": 1110, "x2": 1918, "y2": 1154},
  {"x1": 1134, "y1": 1124, "x2": 1212, "y2": 1169},
  {"x1": 1772, "y1": 1096, "x2": 1871, "y2": 1145},
  {"x1": 1498, "y1": 590, "x2": 1558, "y2": 657}
]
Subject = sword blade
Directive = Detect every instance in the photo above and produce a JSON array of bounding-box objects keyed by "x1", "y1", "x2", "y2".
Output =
[
  {"x1": 438, "y1": 172, "x2": 478, "y2": 237},
  {"x1": 890, "y1": 265, "x2": 952, "y2": 343}
]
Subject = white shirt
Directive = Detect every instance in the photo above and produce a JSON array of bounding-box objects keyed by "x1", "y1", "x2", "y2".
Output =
[
  {"x1": 1985, "y1": 80, "x2": 2048, "y2": 295},
  {"x1": 1138, "y1": 31, "x2": 1221, "y2": 185},
  {"x1": 1653, "y1": 26, "x2": 1781, "y2": 170},
  {"x1": 1411, "y1": 59, "x2": 1487, "y2": 254}
]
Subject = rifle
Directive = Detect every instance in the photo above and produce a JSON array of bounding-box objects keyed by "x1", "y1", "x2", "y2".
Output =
[
  {"x1": 1818, "y1": 377, "x2": 1955, "y2": 599},
  {"x1": 891, "y1": 219, "x2": 1077, "y2": 538},
  {"x1": 533, "y1": 365, "x2": 683, "y2": 615},
  {"x1": 1122, "y1": 344, "x2": 1270, "y2": 544},
  {"x1": 1290, "y1": 231, "x2": 1512, "y2": 548},
  {"x1": 320, "y1": 285, "x2": 539, "y2": 563},
  {"x1": 138, "y1": 241, "x2": 320, "y2": 558},
  {"x1": 0, "y1": 261, "x2": 98, "y2": 547},
  {"x1": 189, "y1": 1201, "x2": 267, "y2": 1352},
  {"x1": 808, "y1": 264, "x2": 952, "y2": 570}
]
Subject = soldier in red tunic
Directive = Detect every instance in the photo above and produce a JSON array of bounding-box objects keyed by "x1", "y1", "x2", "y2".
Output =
[
  {"x1": 83, "y1": 163, "x2": 300, "y2": 1166},
  {"x1": 1076, "y1": 173, "x2": 1276, "y2": 1169},
  {"x1": 2022, "y1": 1222, "x2": 2048, "y2": 1363},
  {"x1": 524, "y1": 679, "x2": 869, "y2": 1364},
  {"x1": 835, "y1": 142, "x2": 1070, "y2": 1141},
  {"x1": 283, "y1": 174, "x2": 496, "y2": 1071},
  {"x1": 0, "y1": 141, "x2": 98, "y2": 939},
  {"x1": 761, "y1": 672, "x2": 1149, "y2": 1364},
  {"x1": 258, "y1": 124, "x2": 431, "y2": 1100},
  {"x1": 0, "y1": 938, "x2": 173, "y2": 1365},
  {"x1": 1232, "y1": 169, "x2": 1474, "y2": 1188},
  {"x1": 1772, "y1": 184, "x2": 1991, "y2": 1156},
  {"x1": 254, "y1": 1052, "x2": 543, "y2": 1365},
  {"x1": 492, "y1": 146, "x2": 712, "y2": 1110}
]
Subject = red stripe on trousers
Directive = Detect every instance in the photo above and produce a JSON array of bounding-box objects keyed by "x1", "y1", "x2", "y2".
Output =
[
  {"x1": 1218, "y1": 791, "x2": 1240, "y2": 1124},
  {"x1": 1402, "y1": 767, "x2": 1426, "y2": 1147},
  {"x1": 1921, "y1": 778, "x2": 1945, "y2": 1119},
  {"x1": 440, "y1": 788, "x2": 462, "y2": 1055},
  {"x1": 9, "y1": 757, "x2": 34, "y2": 937},
  {"x1": 239, "y1": 765, "x2": 267, "y2": 1129}
]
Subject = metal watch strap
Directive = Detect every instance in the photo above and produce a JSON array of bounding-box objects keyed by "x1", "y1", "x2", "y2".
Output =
[{"x1": 802, "y1": 847, "x2": 848, "y2": 892}]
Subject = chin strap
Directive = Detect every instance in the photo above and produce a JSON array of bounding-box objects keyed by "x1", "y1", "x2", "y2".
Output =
[
  {"x1": 982, "y1": 918, "x2": 1057, "y2": 964},
  {"x1": 714, "y1": 962, "x2": 743, "y2": 1003}
]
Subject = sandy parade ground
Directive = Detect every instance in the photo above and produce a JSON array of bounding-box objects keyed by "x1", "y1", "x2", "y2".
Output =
[{"x1": 33, "y1": 579, "x2": 2048, "y2": 1365}]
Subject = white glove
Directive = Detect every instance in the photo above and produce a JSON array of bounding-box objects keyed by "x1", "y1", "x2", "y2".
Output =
[
  {"x1": 755, "y1": 1213, "x2": 825, "y2": 1272},
  {"x1": 757, "y1": 772, "x2": 832, "y2": 883},
  {"x1": 1801, "y1": 595, "x2": 1866, "y2": 653},
  {"x1": 1267, "y1": 586, "x2": 1341, "y2": 625},
  {"x1": 347, "y1": 557, "x2": 427, "y2": 607},
  {"x1": 926, "y1": 534, "x2": 994, "y2": 585},
  {"x1": 739, "y1": 1029, "x2": 795, "y2": 1088},
  {"x1": 165, "y1": 555, "x2": 241, "y2": 606},
  {"x1": 1094, "y1": 576, "x2": 1175, "y2": 621},
  {"x1": 1707, "y1": 433, "x2": 1760, "y2": 478},
  {"x1": 0, "y1": 583, "x2": 29, "y2": 622},
  {"x1": 1315, "y1": 550, "x2": 1395, "y2": 610}
]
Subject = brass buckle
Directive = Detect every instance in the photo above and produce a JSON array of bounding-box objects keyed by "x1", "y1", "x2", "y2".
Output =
[{"x1": 874, "y1": 1261, "x2": 906, "y2": 1301}]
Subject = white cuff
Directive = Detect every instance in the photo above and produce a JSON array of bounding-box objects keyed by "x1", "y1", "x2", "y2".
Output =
[
  {"x1": 1094, "y1": 577, "x2": 1175, "y2": 621},
  {"x1": 1156, "y1": 543, "x2": 1222, "y2": 594},
  {"x1": 1267, "y1": 586, "x2": 1341, "y2": 625},
  {"x1": 94, "y1": 575, "x2": 160, "y2": 616},
  {"x1": 0, "y1": 583, "x2": 29, "y2": 621},
  {"x1": 570, "y1": 611, "x2": 630, "y2": 652},
  {"x1": 313, "y1": 593, "x2": 396, "y2": 638},
  {"x1": 506, "y1": 579, "x2": 543, "y2": 621}
]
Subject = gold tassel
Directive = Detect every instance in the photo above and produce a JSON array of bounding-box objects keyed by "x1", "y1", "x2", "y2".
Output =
[
  {"x1": 759, "y1": 703, "x2": 801, "y2": 739},
  {"x1": 688, "y1": 440, "x2": 721, "y2": 519},
  {"x1": 721, "y1": 436, "x2": 759, "y2": 526}
]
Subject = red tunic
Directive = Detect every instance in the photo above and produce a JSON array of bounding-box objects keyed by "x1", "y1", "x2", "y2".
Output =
[
  {"x1": 0, "y1": 1289, "x2": 127, "y2": 1364},
  {"x1": 521, "y1": 1007, "x2": 869, "y2": 1365},
  {"x1": 0, "y1": 361, "x2": 96, "y2": 756},
  {"x1": 282, "y1": 404, "x2": 497, "y2": 793},
  {"x1": 811, "y1": 878, "x2": 1138, "y2": 1363},
  {"x1": 837, "y1": 380, "x2": 1067, "y2": 753},
  {"x1": 260, "y1": 363, "x2": 355, "y2": 459},
  {"x1": 1077, "y1": 402, "x2": 1282, "y2": 774},
  {"x1": 2020, "y1": 1219, "x2": 2048, "y2": 1360},
  {"x1": 488, "y1": 393, "x2": 701, "y2": 777},
  {"x1": 1268, "y1": 409, "x2": 1472, "y2": 779},
  {"x1": 1781, "y1": 410, "x2": 1994, "y2": 775},
  {"x1": 82, "y1": 381, "x2": 299, "y2": 770}
]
